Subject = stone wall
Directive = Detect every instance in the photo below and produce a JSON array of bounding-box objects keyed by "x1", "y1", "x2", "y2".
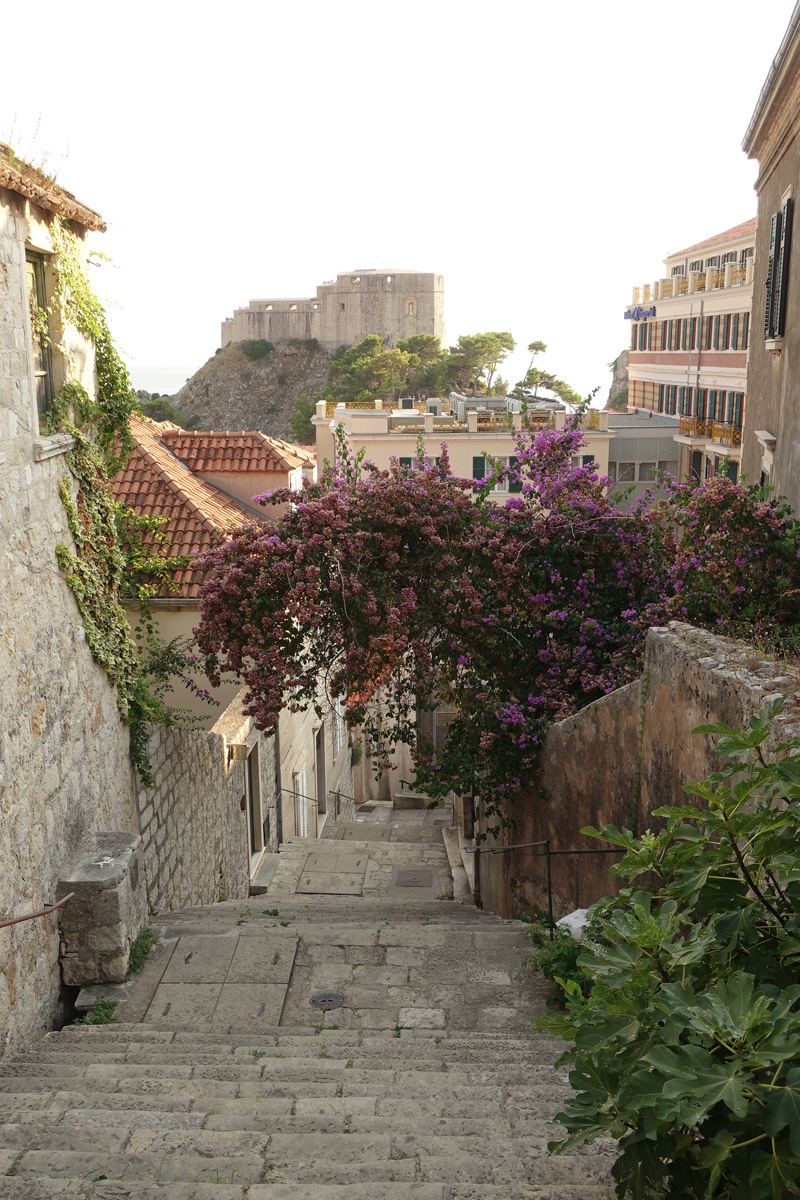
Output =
[
  {"x1": 477, "y1": 623, "x2": 800, "y2": 920},
  {"x1": 0, "y1": 185, "x2": 139, "y2": 1057},
  {"x1": 136, "y1": 698, "x2": 264, "y2": 913}
]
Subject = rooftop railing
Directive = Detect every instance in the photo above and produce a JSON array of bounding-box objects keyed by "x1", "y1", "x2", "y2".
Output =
[{"x1": 630, "y1": 258, "x2": 753, "y2": 308}]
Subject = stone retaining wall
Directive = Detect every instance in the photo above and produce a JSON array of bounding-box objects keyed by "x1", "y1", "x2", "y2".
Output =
[
  {"x1": 477, "y1": 622, "x2": 800, "y2": 920},
  {"x1": 135, "y1": 696, "x2": 273, "y2": 913}
]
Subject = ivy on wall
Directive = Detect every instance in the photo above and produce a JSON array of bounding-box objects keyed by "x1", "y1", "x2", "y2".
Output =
[{"x1": 42, "y1": 216, "x2": 211, "y2": 785}]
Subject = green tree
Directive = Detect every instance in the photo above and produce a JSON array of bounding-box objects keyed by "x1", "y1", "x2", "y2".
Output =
[
  {"x1": 448, "y1": 332, "x2": 515, "y2": 395},
  {"x1": 328, "y1": 335, "x2": 384, "y2": 402},
  {"x1": 290, "y1": 392, "x2": 315, "y2": 443},
  {"x1": 364, "y1": 348, "x2": 416, "y2": 398}
]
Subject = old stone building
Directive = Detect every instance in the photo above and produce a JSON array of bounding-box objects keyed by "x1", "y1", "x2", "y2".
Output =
[
  {"x1": 741, "y1": 2, "x2": 800, "y2": 510},
  {"x1": 222, "y1": 268, "x2": 445, "y2": 351},
  {"x1": 0, "y1": 148, "x2": 139, "y2": 1055}
]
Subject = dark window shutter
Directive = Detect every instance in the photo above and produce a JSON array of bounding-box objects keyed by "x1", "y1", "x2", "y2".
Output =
[
  {"x1": 731, "y1": 312, "x2": 739, "y2": 350},
  {"x1": 472, "y1": 457, "x2": 485, "y2": 492},
  {"x1": 774, "y1": 197, "x2": 793, "y2": 338},
  {"x1": 713, "y1": 315, "x2": 720, "y2": 349},
  {"x1": 630, "y1": 323, "x2": 637, "y2": 351},
  {"x1": 764, "y1": 210, "x2": 781, "y2": 339},
  {"x1": 508, "y1": 455, "x2": 522, "y2": 493},
  {"x1": 743, "y1": 311, "x2": 750, "y2": 349}
]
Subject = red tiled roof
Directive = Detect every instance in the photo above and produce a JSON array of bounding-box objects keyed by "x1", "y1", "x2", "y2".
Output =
[
  {"x1": 113, "y1": 417, "x2": 258, "y2": 599},
  {"x1": 159, "y1": 428, "x2": 315, "y2": 474},
  {"x1": 668, "y1": 218, "x2": 757, "y2": 260}
]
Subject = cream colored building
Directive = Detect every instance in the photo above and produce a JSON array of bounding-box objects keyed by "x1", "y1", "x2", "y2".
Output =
[
  {"x1": 313, "y1": 396, "x2": 611, "y2": 490},
  {"x1": 626, "y1": 219, "x2": 755, "y2": 482}
]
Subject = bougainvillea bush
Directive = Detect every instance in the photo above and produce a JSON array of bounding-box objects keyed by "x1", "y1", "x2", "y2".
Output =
[{"x1": 195, "y1": 414, "x2": 800, "y2": 819}]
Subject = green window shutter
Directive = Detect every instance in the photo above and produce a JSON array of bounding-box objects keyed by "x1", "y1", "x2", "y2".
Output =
[
  {"x1": 764, "y1": 210, "x2": 780, "y2": 338},
  {"x1": 731, "y1": 312, "x2": 739, "y2": 350},
  {"x1": 774, "y1": 197, "x2": 793, "y2": 337},
  {"x1": 743, "y1": 311, "x2": 749, "y2": 349},
  {"x1": 508, "y1": 455, "x2": 522, "y2": 493},
  {"x1": 713, "y1": 315, "x2": 720, "y2": 349}
]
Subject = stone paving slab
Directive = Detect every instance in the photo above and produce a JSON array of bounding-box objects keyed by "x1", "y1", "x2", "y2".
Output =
[
  {"x1": 226, "y1": 937, "x2": 298, "y2": 984},
  {"x1": 161, "y1": 936, "x2": 238, "y2": 984}
]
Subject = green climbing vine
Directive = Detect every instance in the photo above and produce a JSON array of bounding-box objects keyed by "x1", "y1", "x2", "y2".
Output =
[
  {"x1": 38, "y1": 216, "x2": 137, "y2": 469},
  {"x1": 43, "y1": 215, "x2": 213, "y2": 786}
]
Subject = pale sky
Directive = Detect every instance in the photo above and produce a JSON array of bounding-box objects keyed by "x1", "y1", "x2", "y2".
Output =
[{"x1": 3, "y1": 0, "x2": 796, "y2": 401}]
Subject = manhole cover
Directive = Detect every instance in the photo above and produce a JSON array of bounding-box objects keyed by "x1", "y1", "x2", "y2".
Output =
[
  {"x1": 396, "y1": 869, "x2": 433, "y2": 887},
  {"x1": 358, "y1": 805, "x2": 376, "y2": 813},
  {"x1": 310, "y1": 992, "x2": 345, "y2": 1010}
]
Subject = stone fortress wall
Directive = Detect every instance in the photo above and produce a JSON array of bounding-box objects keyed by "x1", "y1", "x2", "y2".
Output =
[{"x1": 221, "y1": 269, "x2": 445, "y2": 351}]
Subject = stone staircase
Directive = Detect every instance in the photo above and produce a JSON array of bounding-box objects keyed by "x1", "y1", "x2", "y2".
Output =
[{"x1": 0, "y1": 823, "x2": 615, "y2": 1198}]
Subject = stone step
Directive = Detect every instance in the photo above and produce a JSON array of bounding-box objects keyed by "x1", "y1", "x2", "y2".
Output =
[
  {"x1": 0, "y1": 1179, "x2": 616, "y2": 1199},
  {"x1": 7, "y1": 1145, "x2": 614, "y2": 1188},
  {"x1": 15, "y1": 1044, "x2": 566, "y2": 1068}
]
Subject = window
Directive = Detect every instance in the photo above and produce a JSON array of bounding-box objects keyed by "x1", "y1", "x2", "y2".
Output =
[
  {"x1": 705, "y1": 255, "x2": 721, "y2": 268},
  {"x1": 639, "y1": 462, "x2": 657, "y2": 482},
  {"x1": 289, "y1": 303, "x2": 297, "y2": 311},
  {"x1": 333, "y1": 698, "x2": 346, "y2": 759},
  {"x1": 647, "y1": 322, "x2": 653, "y2": 350},
  {"x1": 659, "y1": 460, "x2": 678, "y2": 477},
  {"x1": 340, "y1": 302, "x2": 345, "y2": 311},
  {"x1": 617, "y1": 462, "x2": 635, "y2": 482},
  {"x1": 399, "y1": 456, "x2": 413, "y2": 469},
  {"x1": 386, "y1": 275, "x2": 393, "y2": 283},
  {"x1": 764, "y1": 198, "x2": 793, "y2": 339},
  {"x1": 742, "y1": 311, "x2": 750, "y2": 349},
  {"x1": 265, "y1": 303, "x2": 273, "y2": 310},
  {"x1": 722, "y1": 251, "x2": 738, "y2": 264},
  {"x1": 731, "y1": 312, "x2": 739, "y2": 350},
  {"x1": 25, "y1": 251, "x2": 54, "y2": 417},
  {"x1": 407, "y1": 300, "x2": 415, "y2": 317},
  {"x1": 671, "y1": 265, "x2": 685, "y2": 276},
  {"x1": 630, "y1": 323, "x2": 637, "y2": 351},
  {"x1": 689, "y1": 259, "x2": 703, "y2": 273},
  {"x1": 638, "y1": 323, "x2": 646, "y2": 350},
  {"x1": 740, "y1": 246, "x2": 754, "y2": 263}
]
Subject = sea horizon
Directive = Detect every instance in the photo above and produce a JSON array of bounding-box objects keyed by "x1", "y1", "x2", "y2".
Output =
[{"x1": 129, "y1": 365, "x2": 202, "y2": 396}]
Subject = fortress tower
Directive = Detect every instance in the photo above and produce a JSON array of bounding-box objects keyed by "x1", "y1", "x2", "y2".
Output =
[{"x1": 221, "y1": 269, "x2": 445, "y2": 351}]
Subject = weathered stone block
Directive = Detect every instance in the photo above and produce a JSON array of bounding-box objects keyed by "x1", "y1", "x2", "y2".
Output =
[{"x1": 57, "y1": 832, "x2": 147, "y2": 986}]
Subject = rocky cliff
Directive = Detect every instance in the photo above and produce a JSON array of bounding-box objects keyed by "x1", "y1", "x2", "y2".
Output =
[
  {"x1": 169, "y1": 341, "x2": 334, "y2": 439},
  {"x1": 605, "y1": 348, "x2": 629, "y2": 411}
]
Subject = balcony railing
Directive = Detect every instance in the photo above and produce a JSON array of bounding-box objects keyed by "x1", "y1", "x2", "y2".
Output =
[
  {"x1": 632, "y1": 286, "x2": 641, "y2": 304},
  {"x1": 675, "y1": 275, "x2": 689, "y2": 296},
  {"x1": 711, "y1": 269, "x2": 725, "y2": 289},
  {"x1": 661, "y1": 279, "x2": 674, "y2": 299},
  {"x1": 711, "y1": 422, "x2": 742, "y2": 447},
  {"x1": 730, "y1": 265, "x2": 747, "y2": 286},
  {"x1": 642, "y1": 284, "x2": 652, "y2": 302},
  {"x1": 679, "y1": 416, "x2": 713, "y2": 439}
]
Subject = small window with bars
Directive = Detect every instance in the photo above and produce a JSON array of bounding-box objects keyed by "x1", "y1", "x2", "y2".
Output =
[{"x1": 25, "y1": 251, "x2": 54, "y2": 417}]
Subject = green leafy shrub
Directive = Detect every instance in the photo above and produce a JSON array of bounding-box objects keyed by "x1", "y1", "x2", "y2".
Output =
[
  {"x1": 525, "y1": 919, "x2": 590, "y2": 1006},
  {"x1": 537, "y1": 697, "x2": 800, "y2": 1198},
  {"x1": 126, "y1": 928, "x2": 157, "y2": 978},
  {"x1": 242, "y1": 339, "x2": 274, "y2": 360},
  {"x1": 305, "y1": 337, "x2": 320, "y2": 351},
  {"x1": 75, "y1": 999, "x2": 118, "y2": 1025}
]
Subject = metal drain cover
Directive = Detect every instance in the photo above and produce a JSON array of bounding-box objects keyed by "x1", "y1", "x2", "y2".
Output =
[
  {"x1": 310, "y1": 992, "x2": 345, "y2": 1010},
  {"x1": 358, "y1": 805, "x2": 376, "y2": 813},
  {"x1": 396, "y1": 869, "x2": 433, "y2": 887}
]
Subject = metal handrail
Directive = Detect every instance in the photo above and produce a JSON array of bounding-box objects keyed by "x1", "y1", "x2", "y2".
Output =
[{"x1": 0, "y1": 892, "x2": 75, "y2": 930}]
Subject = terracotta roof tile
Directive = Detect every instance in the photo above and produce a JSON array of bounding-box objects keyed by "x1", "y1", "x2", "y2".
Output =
[
  {"x1": 112, "y1": 417, "x2": 259, "y2": 599},
  {"x1": 0, "y1": 143, "x2": 106, "y2": 232},
  {"x1": 668, "y1": 218, "x2": 757, "y2": 260},
  {"x1": 158, "y1": 427, "x2": 316, "y2": 474}
]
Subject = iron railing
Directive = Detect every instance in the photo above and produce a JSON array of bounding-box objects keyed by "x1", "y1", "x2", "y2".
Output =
[
  {"x1": 0, "y1": 892, "x2": 75, "y2": 930},
  {"x1": 466, "y1": 840, "x2": 624, "y2": 938}
]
